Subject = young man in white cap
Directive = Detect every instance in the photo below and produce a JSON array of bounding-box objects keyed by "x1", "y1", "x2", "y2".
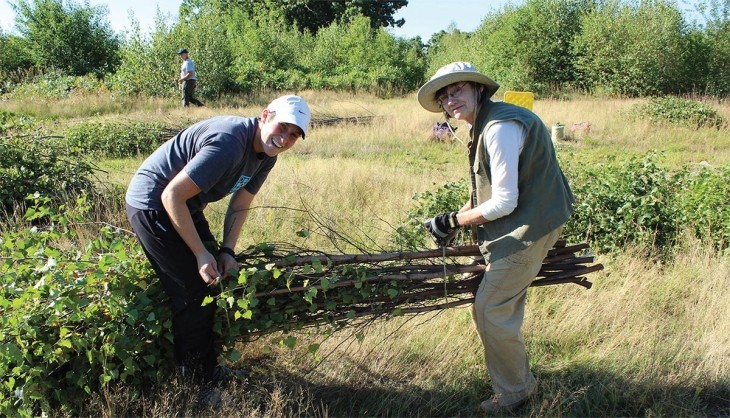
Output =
[
  {"x1": 125, "y1": 95, "x2": 311, "y2": 397},
  {"x1": 418, "y1": 62, "x2": 574, "y2": 413},
  {"x1": 177, "y1": 48, "x2": 204, "y2": 107}
]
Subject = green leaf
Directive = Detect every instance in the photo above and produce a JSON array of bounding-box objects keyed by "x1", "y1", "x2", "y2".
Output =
[
  {"x1": 202, "y1": 296, "x2": 215, "y2": 306},
  {"x1": 282, "y1": 335, "x2": 297, "y2": 349}
]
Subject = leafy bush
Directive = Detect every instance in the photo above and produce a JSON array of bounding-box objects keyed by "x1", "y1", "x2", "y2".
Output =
[
  {"x1": 0, "y1": 110, "x2": 35, "y2": 136},
  {"x1": 562, "y1": 154, "x2": 679, "y2": 255},
  {"x1": 107, "y1": 20, "x2": 180, "y2": 98},
  {"x1": 395, "y1": 154, "x2": 730, "y2": 258},
  {"x1": 672, "y1": 163, "x2": 730, "y2": 253},
  {"x1": 13, "y1": 0, "x2": 120, "y2": 77},
  {"x1": 0, "y1": 135, "x2": 94, "y2": 211},
  {"x1": 0, "y1": 194, "x2": 173, "y2": 416},
  {"x1": 628, "y1": 96, "x2": 726, "y2": 129},
  {"x1": 63, "y1": 119, "x2": 170, "y2": 158},
  {"x1": 572, "y1": 0, "x2": 688, "y2": 96},
  {"x1": 5, "y1": 68, "x2": 107, "y2": 100},
  {"x1": 393, "y1": 179, "x2": 470, "y2": 250}
]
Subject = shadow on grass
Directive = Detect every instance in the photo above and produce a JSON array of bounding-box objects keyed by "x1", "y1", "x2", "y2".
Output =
[{"x1": 240, "y1": 357, "x2": 729, "y2": 417}]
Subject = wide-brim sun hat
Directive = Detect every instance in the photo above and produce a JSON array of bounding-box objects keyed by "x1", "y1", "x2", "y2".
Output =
[
  {"x1": 417, "y1": 62, "x2": 500, "y2": 113},
  {"x1": 267, "y1": 95, "x2": 312, "y2": 138}
]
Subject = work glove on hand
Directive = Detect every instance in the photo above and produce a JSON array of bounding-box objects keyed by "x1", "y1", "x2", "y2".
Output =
[{"x1": 423, "y1": 212, "x2": 461, "y2": 247}]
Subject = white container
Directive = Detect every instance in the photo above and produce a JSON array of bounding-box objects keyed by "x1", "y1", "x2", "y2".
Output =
[{"x1": 551, "y1": 123, "x2": 565, "y2": 143}]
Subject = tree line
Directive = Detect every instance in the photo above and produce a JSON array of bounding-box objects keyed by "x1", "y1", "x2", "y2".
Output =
[{"x1": 0, "y1": 0, "x2": 728, "y2": 99}]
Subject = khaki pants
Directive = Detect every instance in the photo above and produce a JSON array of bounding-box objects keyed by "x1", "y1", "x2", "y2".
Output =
[{"x1": 471, "y1": 227, "x2": 562, "y2": 406}]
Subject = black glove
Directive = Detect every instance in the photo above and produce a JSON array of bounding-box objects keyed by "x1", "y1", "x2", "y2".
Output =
[{"x1": 423, "y1": 212, "x2": 461, "y2": 247}]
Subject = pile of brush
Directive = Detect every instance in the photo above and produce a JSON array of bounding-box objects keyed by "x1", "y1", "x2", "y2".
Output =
[{"x1": 219, "y1": 240, "x2": 603, "y2": 338}]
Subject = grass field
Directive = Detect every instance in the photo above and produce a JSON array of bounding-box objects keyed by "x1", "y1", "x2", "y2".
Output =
[{"x1": 2, "y1": 91, "x2": 729, "y2": 417}]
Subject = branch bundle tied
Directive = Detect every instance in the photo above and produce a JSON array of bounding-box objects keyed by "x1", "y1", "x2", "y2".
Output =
[{"x1": 213, "y1": 240, "x2": 602, "y2": 339}]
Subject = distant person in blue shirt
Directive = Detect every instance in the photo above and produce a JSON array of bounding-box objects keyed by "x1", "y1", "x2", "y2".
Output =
[
  {"x1": 177, "y1": 48, "x2": 204, "y2": 107},
  {"x1": 125, "y1": 95, "x2": 311, "y2": 392}
]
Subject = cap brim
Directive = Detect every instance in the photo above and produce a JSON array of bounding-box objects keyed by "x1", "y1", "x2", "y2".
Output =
[
  {"x1": 276, "y1": 116, "x2": 307, "y2": 139},
  {"x1": 417, "y1": 72, "x2": 500, "y2": 113}
]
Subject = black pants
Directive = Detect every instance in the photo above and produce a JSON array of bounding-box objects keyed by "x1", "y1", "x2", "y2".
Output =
[
  {"x1": 181, "y1": 79, "x2": 204, "y2": 107},
  {"x1": 126, "y1": 203, "x2": 218, "y2": 382}
]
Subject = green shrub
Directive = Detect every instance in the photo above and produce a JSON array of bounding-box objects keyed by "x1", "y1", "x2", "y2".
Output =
[
  {"x1": 0, "y1": 136, "x2": 94, "y2": 212},
  {"x1": 629, "y1": 96, "x2": 726, "y2": 129},
  {"x1": 393, "y1": 179, "x2": 470, "y2": 250},
  {"x1": 0, "y1": 194, "x2": 173, "y2": 416},
  {"x1": 572, "y1": 0, "x2": 688, "y2": 96},
  {"x1": 562, "y1": 154, "x2": 680, "y2": 256},
  {"x1": 5, "y1": 69, "x2": 107, "y2": 100},
  {"x1": 63, "y1": 119, "x2": 170, "y2": 158},
  {"x1": 672, "y1": 163, "x2": 730, "y2": 253},
  {"x1": 395, "y1": 154, "x2": 730, "y2": 258},
  {"x1": 0, "y1": 110, "x2": 35, "y2": 136}
]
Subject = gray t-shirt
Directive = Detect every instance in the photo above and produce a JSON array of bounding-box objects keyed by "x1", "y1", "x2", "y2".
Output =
[
  {"x1": 125, "y1": 116, "x2": 276, "y2": 213},
  {"x1": 180, "y1": 58, "x2": 197, "y2": 80}
]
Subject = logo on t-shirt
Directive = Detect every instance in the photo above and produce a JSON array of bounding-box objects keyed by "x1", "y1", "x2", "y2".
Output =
[{"x1": 230, "y1": 175, "x2": 251, "y2": 193}]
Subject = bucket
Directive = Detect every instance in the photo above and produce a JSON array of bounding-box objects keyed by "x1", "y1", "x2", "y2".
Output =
[{"x1": 551, "y1": 123, "x2": 565, "y2": 143}]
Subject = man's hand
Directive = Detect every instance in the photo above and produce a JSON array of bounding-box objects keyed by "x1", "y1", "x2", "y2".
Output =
[
  {"x1": 196, "y1": 251, "x2": 220, "y2": 286},
  {"x1": 423, "y1": 212, "x2": 461, "y2": 247},
  {"x1": 217, "y1": 248, "x2": 239, "y2": 281}
]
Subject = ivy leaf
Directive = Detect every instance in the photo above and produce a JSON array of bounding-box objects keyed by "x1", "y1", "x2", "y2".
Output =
[
  {"x1": 201, "y1": 296, "x2": 215, "y2": 306},
  {"x1": 282, "y1": 335, "x2": 297, "y2": 349},
  {"x1": 311, "y1": 257, "x2": 323, "y2": 273}
]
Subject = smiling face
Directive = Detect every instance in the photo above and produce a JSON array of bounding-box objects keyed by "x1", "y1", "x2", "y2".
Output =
[
  {"x1": 254, "y1": 109, "x2": 305, "y2": 157},
  {"x1": 436, "y1": 81, "x2": 480, "y2": 124}
]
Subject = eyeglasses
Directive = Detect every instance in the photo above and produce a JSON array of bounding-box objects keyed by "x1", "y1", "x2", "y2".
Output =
[{"x1": 437, "y1": 82, "x2": 469, "y2": 107}]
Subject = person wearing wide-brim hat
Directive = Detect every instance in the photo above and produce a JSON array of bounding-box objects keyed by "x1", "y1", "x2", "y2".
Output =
[{"x1": 418, "y1": 62, "x2": 574, "y2": 413}]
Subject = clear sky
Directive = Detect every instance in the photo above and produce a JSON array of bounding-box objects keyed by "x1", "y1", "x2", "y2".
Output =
[{"x1": 0, "y1": 0, "x2": 511, "y2": 40}]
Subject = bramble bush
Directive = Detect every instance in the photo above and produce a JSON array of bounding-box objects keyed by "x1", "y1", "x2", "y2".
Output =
[
  {"x1": 0, "y1": 136, "x2": 94, "y2": 212},
  {"x1": 562, "y1": 154, "x2": 680, "y2": 255},
  {"x1": 628, "y1": 96, "x2": 726, "y2": 129},
  {"x1": 394, "y1": 154, "x2": 730, "y2": 257},
  {"x1": 0, "y1": 110, "x2": 35, "y2": 136},
  {"x1": 0, "y1": 194, "x2": 174, "y2": 416},
  {"x1": 63, "y1": 119, "x2": 171, "y2": 158},
  {"x1": 393, "y1": 179, "x2": 471, "y2": 250}
]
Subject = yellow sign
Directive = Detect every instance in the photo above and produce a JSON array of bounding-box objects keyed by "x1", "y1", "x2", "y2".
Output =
[{"x1": 503, "y1": 91, "x2": 534, "y2": 110}]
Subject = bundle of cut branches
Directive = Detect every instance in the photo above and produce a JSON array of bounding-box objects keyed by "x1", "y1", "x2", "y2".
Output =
[
  {"x1": 214, "y1": 240, "x2": 602, "y2": 339},
  {"x1": 311, "y1": 114, "x2": 381, "y2": 128}
]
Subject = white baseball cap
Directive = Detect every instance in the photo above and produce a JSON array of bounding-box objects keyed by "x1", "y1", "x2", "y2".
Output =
[
  {"x1": 267, "y1": 95, "x2": 311, "y2": 138},
  {"x1": 417, "y1": 62, "x2": 500, "y2": 113}
]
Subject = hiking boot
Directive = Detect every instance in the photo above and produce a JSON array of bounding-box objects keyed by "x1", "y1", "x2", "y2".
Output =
[
  {"x1": 211, "y1": 366, "x2": 248, "y2": 385},
  {"x1": 198, "y1": 386, "x2": 224, "y2": 410},
  {"x1": 480, "y1": 396, "x2": 528, "y2": 414}
]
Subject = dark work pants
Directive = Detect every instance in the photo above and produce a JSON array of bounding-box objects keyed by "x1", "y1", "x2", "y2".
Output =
[
  {"x1": 126, "y1": 203, "x2": 218, "y2": 382},
  {"x1": 181, "y1": 79, "x2": 204, "y2": 107}
]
